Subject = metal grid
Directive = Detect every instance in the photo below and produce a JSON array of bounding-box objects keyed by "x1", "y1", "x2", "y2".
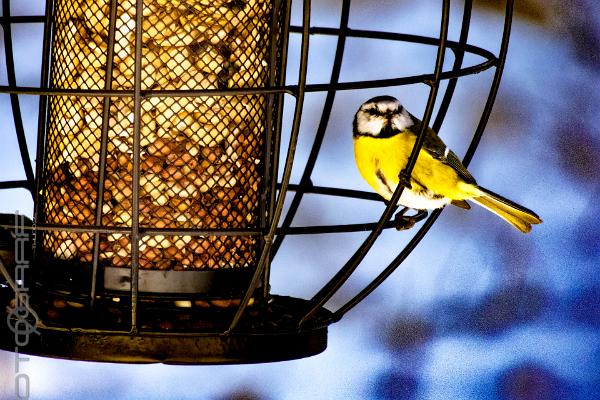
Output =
[
  {"x1": 0, "y1": 0, "x2": 515, "y2": 362},
  {"x1": 40, "y1": 0, "x2": 275, "y2": 274}
]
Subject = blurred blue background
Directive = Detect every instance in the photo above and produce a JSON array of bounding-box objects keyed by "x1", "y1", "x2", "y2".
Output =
[{"x1": 1, "y1": 0, "x2": 599, "y2": 399}]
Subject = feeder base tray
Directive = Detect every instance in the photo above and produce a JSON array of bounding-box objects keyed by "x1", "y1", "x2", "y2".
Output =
[
  {"x1": 0, "y1": 295, "x2": 330, "y2": 364},
  {"x1": 1, "y1": 325, "x2": 327, "y2": 364}
]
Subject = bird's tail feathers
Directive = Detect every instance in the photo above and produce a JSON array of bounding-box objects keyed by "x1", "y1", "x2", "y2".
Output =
[{"x1": 471, "y1": 186, "x2": 542, "y2": 233}]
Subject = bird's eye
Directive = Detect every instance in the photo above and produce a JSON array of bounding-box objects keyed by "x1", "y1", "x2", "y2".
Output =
[{"x1": 365, "y1": 108, "x2": 378, "y2": 115}]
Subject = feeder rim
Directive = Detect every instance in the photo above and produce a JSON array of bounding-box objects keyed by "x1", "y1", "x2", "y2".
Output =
[{"x1": 0, "y1": 26, "x2": 497, "y2": 97}]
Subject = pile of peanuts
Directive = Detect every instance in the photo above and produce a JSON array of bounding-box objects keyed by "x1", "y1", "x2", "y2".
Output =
[{"x1": 42, "y1": 0, "x2": 275, "y2": 270}]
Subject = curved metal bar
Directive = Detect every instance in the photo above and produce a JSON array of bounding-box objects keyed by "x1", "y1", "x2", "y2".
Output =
[
  {"x1": 303, "y1": 59, "x2": 495, "y2": 93},
  {"x1": 463, "y1": 0, "x2": 514, "y2": 167},
  {"x1": 261, "y1": 0, "x2": 287, "y2": 297},
  {"x1": 298, "y1": 0, "x2": 452, "y2": 329},
  {"x1": 0, "y1": 64, "x2": 500, "y2": 98},
  {"x1": 225, "y1": 0, "x2": 312, "y2": 334},
  {"x1": 329, "y1": 0, "x2": 515, "y2": 321},
  {"x1": 0, "y1": 60, "x2": 496, "y2": 99},
  {"x1": 432, "y1": 0, "x2": 472, "y2": 132},
  {"x1": 33, "y1": 0, "x2": 55, "y2": 238},
  {"x1": 284, "y1": 183, "x2": 381, "y2": 201},
  {"x1": 90, "y1": 0, "x2": 119, "y2": 309},
  {"x1": 289, "y1": 26, "x2": 495, "y2": 60},
  {"x1": 271, "y1": 0, "x2": 352, "y2": 258},
  {"x1": 128, "y1": 0, "x2": 145, "y2": 333},
  {"x1": 0, "y1": 32, "x2": 498, "y2": 97},
  {"x1": 277, "y1": 221, "x2": 397, "y2": 236},
  {"x1": 1, "y1": 0, "x2": 36, "y2": 195}
]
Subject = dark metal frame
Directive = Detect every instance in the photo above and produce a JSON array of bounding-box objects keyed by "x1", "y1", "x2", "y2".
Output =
[{"x1": 0, "y1": 0, "x2": 514, "y2": 363}]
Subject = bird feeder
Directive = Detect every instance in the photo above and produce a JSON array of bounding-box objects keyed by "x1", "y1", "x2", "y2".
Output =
[{"x1": 0, "y1": 0, "x2": 514, "y2": 363}]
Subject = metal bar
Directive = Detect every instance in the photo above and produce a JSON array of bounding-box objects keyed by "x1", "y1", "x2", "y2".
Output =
[
  {"x1": 138, "y1": 228, "x2": 260, "y2": 236},
  {"x1": 283, "y1": 183, "x2": 381, "y2": 201},
  {"x1": 0, "y1": 29, "x2": 498, "y2": 97},
  {"x1": 271, "y1": 0, "x2": 351, "y2": 258},
  {"x1": 142, "y1": 88, "x2": 298, "y2": 97},
  {"x1": 462, "y1": 0, "x2": 514, "y2": 167},
  {"x1": 268, "y1": 0, "x2": 293, "y2": 240},
  {"x1": 130, "y1": 0, "x2": 144, "y2": 334},
  {"x1": 0, "y1": 55, "x2": 495, "y2": 97},
  {"x1": 298, "y1": 0, "x2": 452, "y2": 329},
  {"x1": 225, "y1": 0, "x2": 311, "y2": 334},
  {"x1": 264, "y1": 0, "x2": 301, "y2": 300},
  {"x1": 2, "y1": 220, "x2": 403, "y2": 239},
  {"x1": 432, "y1": 0, "x2": 472, "y2": 132},
  {"x1": 288, "y1": 26, "x2": 496, "y2": 59},
  {"x1": 0, "y1": 180, "x2": 30, "y2": 189},
  {"x1": 0, "y1": 224, "x2": 263, "y2": 236},
  {"x1": 0, "y1": 87, "x2": 135, "y2": 96},
  {"x1": 260, "y1": 0, "x2": 293, "y2": 300},
  {"x1": 301, "y1": 61, "x2": 495, "y2": 93},
  {"x1": 276, "y1": 221, "x2": 397, "y2": 236},
  {"x1": 0, "y1": 15, "x2": 45, "y2": 23},
  {"x1": 33, "y1": 0, "x2": 55, "y2": 246},
  {"x1": 90, "y1": 0, "x2": 119, "y2": 308},
  {"x1": 0, "y1": 182, "x2": 375, "y2": 204},
  {"x1": 0, "y1": 15, "x2": 494, "y2": 59},
  {"x1": 1, "y1": 0, "x2": 36, "y2": 195},
  {"x1": 260, "y1": 0, "x2": 284, "y2": 301}
]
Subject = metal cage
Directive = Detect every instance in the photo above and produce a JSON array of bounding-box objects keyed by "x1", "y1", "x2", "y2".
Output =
[{"x1": 0, "y1": 0, "x2": 514, "y2": 363}]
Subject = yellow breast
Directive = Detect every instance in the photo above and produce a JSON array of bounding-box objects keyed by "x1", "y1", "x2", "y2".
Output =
[
  {"x1": 353, "y1": 134, "x2": 414, "y2": 202},
  {"x1": 353, "y1": 133, "x2": 473, "y2": 202}
]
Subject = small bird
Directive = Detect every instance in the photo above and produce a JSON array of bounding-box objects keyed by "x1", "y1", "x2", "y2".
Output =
[{"x1": 353, "y1": 95, "x2": 542, "y2": 233}]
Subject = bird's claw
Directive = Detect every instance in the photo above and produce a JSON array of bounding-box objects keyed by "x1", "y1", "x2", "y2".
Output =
[{"x1": 394, "y1": 207, "x2": 428, "y2": 231}]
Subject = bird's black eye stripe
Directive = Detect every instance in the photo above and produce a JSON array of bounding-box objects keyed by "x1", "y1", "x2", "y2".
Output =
[{"x1": 365, "y1": 108, "x2": 379, "y2": 115}]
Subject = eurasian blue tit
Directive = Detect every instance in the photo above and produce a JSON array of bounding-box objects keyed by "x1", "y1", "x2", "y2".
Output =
[{"x1": 352, "y1": 95, "x2": 542, "y2": 233}]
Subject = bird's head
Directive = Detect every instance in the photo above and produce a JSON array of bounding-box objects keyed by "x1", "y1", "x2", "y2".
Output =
[{"x1": 353, "y1": 95, "x2": 415, "y2": 138}]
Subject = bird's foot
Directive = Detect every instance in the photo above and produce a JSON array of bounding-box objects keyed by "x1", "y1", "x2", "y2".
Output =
[{"x1": 394, "y1": 207, "x2": 428, "y2": 231}]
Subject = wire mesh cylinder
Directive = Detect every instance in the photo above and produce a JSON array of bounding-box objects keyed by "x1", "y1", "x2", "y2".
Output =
[{"x1": 38, "y1": 0, "x2": 282, "y2": 289}]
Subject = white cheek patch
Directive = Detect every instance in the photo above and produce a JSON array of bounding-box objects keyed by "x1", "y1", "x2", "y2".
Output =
[
  {"x1": 392, "y1": 109, "x2": 414, "y2": 131},
  {"x1": 357, "y1": 113, "x2": 385, "y2": 136}
]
